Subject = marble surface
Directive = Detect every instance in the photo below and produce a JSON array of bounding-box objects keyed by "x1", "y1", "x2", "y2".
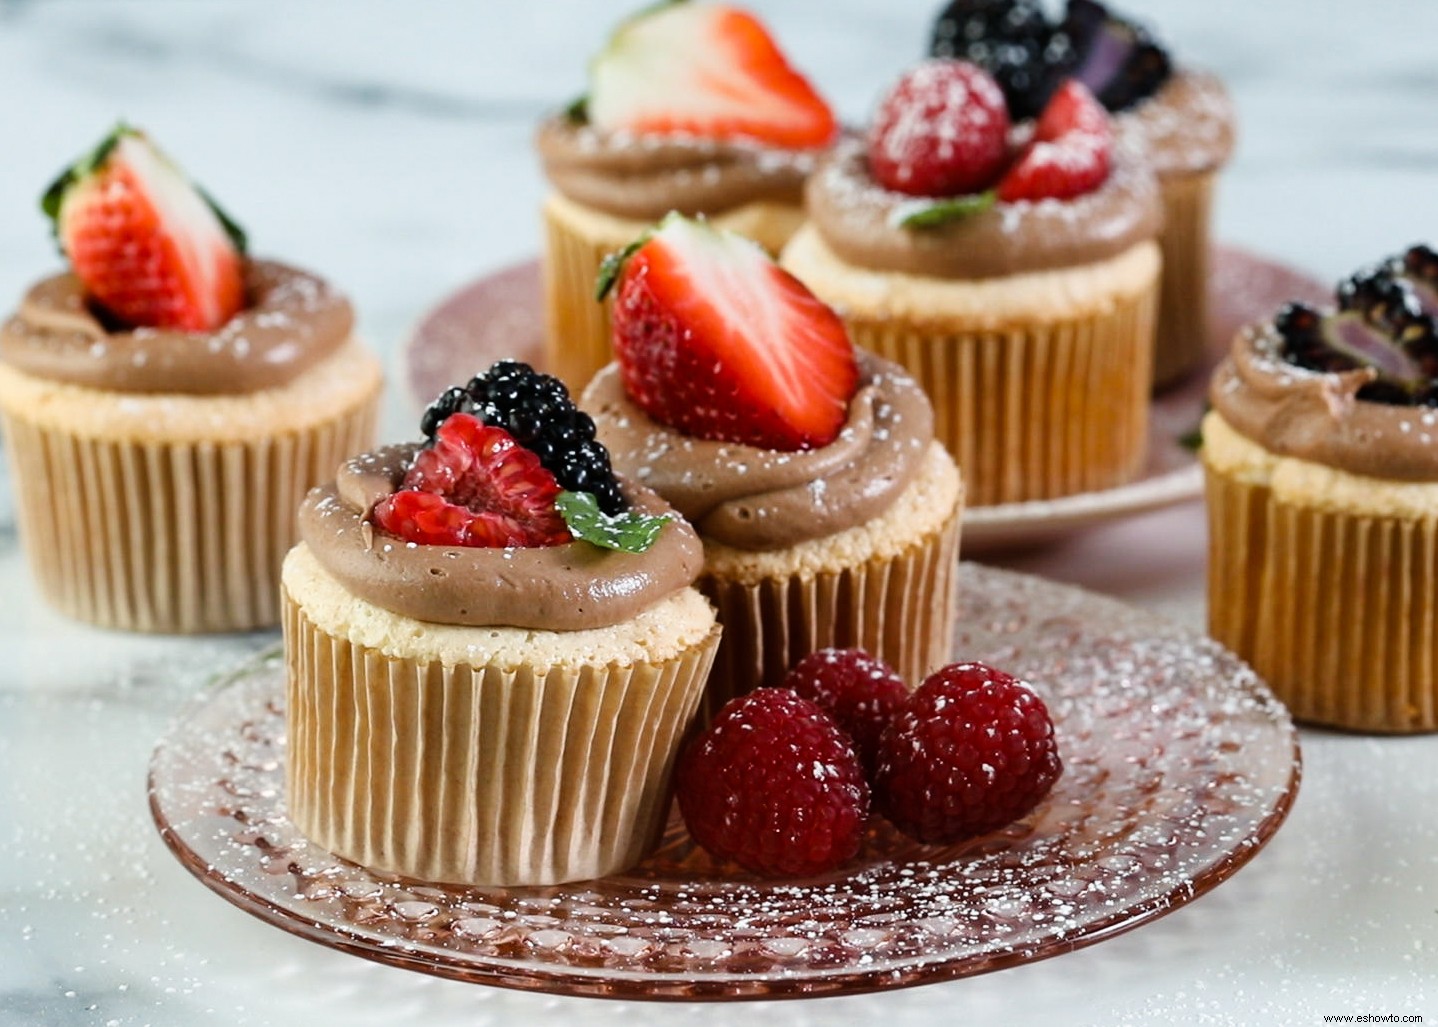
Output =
[{"x1": 0, "y1": 1, "x2": 1435, "y2": 1024}]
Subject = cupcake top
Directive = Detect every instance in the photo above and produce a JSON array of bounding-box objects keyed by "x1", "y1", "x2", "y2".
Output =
[
  {"x1": 1, "y1": 123, "x2": 352, "y2": 395},
  {"x1": 536, "y1": 1, "x2": 837, "y2": 221},
  {"x1": 300, "y1": 361, "x2": 703, "y2": 631},
  {"x1": 803, "y1": 60, "x2": 1162, "y2": 280},
  {"x1": 1211, "y1": 245, "x2": 1438, "y2": 483},
  {"x1": 583, "y1": 214, "x2": 935, "y2": 552}
]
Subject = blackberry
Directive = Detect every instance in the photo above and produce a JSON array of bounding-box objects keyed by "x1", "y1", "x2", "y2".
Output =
[
  {"x1": 420, "y1": 361, "x2": 626, "y2": 514},
  {"x1": 1274, "y1": 302, "x2": 1431, "y2": 407},
  {"x1": 1337, "y1": 264, "x2": 1430, "y2": 342},
  {"x1": 929, "y1": 0, "x2": 1058, "y2": 120},
  {"x1": 1055, "y1": 0, "x2": 1171, "y2": 113}
]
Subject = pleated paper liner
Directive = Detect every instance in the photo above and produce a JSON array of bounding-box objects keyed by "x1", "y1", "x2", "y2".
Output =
[
  {"x1": 1152, "y1": 170, "x2": 1218, "y2": 389},
  {"x1": 1206, "y1": 464, "x2": 1438, "y2": 733},
  {"x1": 697, "y1": 503, "x2": 961, "y2": 721},
  {"x1": 541, "y1": 196, "x2": 636, "y2": 391},
  {"x1": 844, "y1": 284, "x2": 1156, "y2": 508},
  {"x1": 283, "y1": 586, "x2": 723, "y2": 887},
  {"x1": 0, "y1": 384, "x2": 378, "y2": 634}
]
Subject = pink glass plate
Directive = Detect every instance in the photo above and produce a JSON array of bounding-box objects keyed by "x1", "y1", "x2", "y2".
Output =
[
  {"x1": 149, "y1": 564, "x2": 1300, "y2": 1001},
  {"x1": 402, "y1": 246, "x2": 1327, "y2": 550}
]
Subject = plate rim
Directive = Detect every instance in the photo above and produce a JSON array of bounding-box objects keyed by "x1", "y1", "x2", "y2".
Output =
[{"x1": 148, "y1": 565, "x2": 1302, "y2": 1002}]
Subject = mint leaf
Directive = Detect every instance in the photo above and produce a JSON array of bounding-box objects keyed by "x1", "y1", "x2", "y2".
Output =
[
  {"x1": 892, "y1": 190, "x2": 997, "y2": 230},
  {"x1": 563, "y1": 94, "x2": 588, "y2": 124},
  {"x1": 557, "y1": 491, "x2": 670, "y2": 553}
]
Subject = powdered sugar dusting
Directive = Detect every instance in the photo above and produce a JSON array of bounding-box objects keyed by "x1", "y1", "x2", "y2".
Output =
[{"x1": 147, "y1": 565, "x2": 1299, "y2": 998}]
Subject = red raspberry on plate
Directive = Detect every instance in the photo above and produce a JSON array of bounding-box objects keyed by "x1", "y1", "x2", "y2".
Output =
[
  {"x1": 874, "y1": 662, "x2": 1061, "y2": 844},
  {"x1": 996, "y1": 79, "x2": 1112, "y2": 202},
  {"x1": 372, "y1": 412, "x2": 572, "y2": 548},
  {"x1": 782, "y1": 648, "x2": 909, "y2": 777},
  {"x1": 867, "y1": 59, "x2": 1011, "y2": 197},
  {"x1": 675, "y1": 688, "x2": 869, "y2": 877}
]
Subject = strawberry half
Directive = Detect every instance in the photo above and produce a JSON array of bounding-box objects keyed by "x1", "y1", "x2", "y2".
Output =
[
  {"x1": 42, "y1": 124, "x2": 246, "y2": 332},
  {"x1": 586, "y1": 3, "x2": 837, "y2": 150},
  {"x1": 602, "y1": 215, "x2": 858, "y2": 452},
  {"x1": 996, "y1": 80, "x2": 1113, "y2": 203},
  {"x1": 372, "y1": 413, "x2": 572, "y2": 548}
]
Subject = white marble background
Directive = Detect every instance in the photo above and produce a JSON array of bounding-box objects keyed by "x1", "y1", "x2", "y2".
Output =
[{"x1": 0, "y1": 1, "x2": 1435, "y2": 1025}]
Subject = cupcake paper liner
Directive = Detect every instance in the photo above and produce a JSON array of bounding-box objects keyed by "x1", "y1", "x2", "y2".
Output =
[
  {"x1": 0, "y1": 397, "x2": 377, "y2": 633},
  {"x1": 844, "y1": 287, "x2": 1155, "y2": 508},
  {"x1": 541, "y1": 197, "x2": 635, "y2": 392},
  {"x1": 1152, "y1": 170, "x2": 1217, "y2": 389},
  {"x1": 1206, "y1": 464, "x2": 1438, "y2": 733},
  {"x1": 283, "y1": 587, "x2": 723, "y2": 886},
  {"x1": 697, "y1": 502, "x2": 961, "y2": 721}
]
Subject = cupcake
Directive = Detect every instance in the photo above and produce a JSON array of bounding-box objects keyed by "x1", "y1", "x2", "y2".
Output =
[
  {"x1": 781, "y1": 61, "x2": 1163, "y2": 507},
  {"x1": 535, "y1": 1, "x2": 838, "y2": 390},
  {"x1": 584, "y1": 215, "x2": 963, "y2": 717},
  {"x1": 1204, "y1": 245, "x2": 1438, "y2": 733},
  {"x1": 929, "y1": 0, "x2": 1236, "y2": 387},
  {"x1": 0, "y1": 125, "x2": 381, "y2": 632},
  {"x1": 285, "y1": 363, "x2": 721, "y2": 886}
]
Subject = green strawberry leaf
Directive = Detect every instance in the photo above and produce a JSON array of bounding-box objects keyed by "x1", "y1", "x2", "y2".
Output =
[
  {"x1": 557, "y1": 490, "x2": 670, "y2": 553},
  {"x1": 563, "y1": 94, "x2": 589, "y2": 124},
  {"x1": 892, "y1": 190, "x2": 997, "y2": 230},
  {"x1": 199, "y1": 187, "x2": 249, "y2": 255}
]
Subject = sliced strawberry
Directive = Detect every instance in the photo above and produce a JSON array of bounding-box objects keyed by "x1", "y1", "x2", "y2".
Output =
[
  {"x1": 42, "y1": 124, "x2": 246, "y2": 332},
  {"x1": 587, "y1": 3, "x2": 837, "y2": 150},
  {"x1": 868, "y1": 59, "x2": 1011, "y2": 197},
  {"x1": 996, "y1": 79, "x2": 1112, "y2": 203},
  {"x1": 604, "y1": 215, "x2": 858, "y2": 452},
  {"x1": 372, "y1": 414, "x2": 572, "y2": 548}
]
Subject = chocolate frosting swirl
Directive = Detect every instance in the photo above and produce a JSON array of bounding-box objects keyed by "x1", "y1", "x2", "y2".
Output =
[
  {"x1": 583, "y1": 351, "x2": 933, "y2": 550},
  {"x1": 804, "y1": 137, "x2": 1163, "y2": 280},
  {"x1": 1119, "y1": 68, "x2": 1236, "y2": 179},
  {"x1": 535, "y1": 114, "x2": 823, "y2": 221},
  {"x1": 298, "y1": 444, "x2": 705, "y2": 631},
  {"x1": 1211, "y1": 323, "x2": 1438, "y2": 483},
  {"x1": 0, "y1": 261, "x2": 353, "y2": 395}
]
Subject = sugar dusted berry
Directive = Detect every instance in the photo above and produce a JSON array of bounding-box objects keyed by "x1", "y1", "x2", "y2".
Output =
[
  {"x1": 782, "y1": 648, "x2": 908, "y2": 777},
  {"x1": 373, "y1": 413, "x2": 571, "y2": 549},
  {"x1": 676, "y1": 688, "x2": 869, "y2": 877},
  {"x1": 868, "y1": 59, "x2": 1011, "y2": 198},
  {"x1": 929, "y1": 0, "x2": 1057, "y2": 120},
  {"x1": 420, "y1": 360, "x2": 625, "y2": 515},
  {"x1": 603, "y1": 214, "x2": 858, "y2": 452},
  {"x1": 996, "y1": 79, "x2": 1112, "y2": 202},
  {"x1": 43, "y1": 124, "x2": 246, "y2": 332},
  {"x1": 874, "y1": 661, "x2": 1061, "y2": 845}
]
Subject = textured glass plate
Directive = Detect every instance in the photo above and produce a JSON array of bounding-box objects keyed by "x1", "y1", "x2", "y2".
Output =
[
  {"x1": 149, "y1": 564, "x2": 1300, "y2": 1001},
  {"x1": 401, "y1": 246, "x2": 1327, "y2": 551}
]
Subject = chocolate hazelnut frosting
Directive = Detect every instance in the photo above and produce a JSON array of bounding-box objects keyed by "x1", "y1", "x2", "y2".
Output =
[
  {"x1": 1211, "y1": 323, "x2": 1438, "y2": 482},
  {"x1": 805, "y1": 136, "x2": 1163, "y2": 280},
  {"x1": 584, "y1": 351, "x2": 934, "y2": 551},
  {"x1": 298, "y1": 444, "x2": 705, "y2": 631},
  {"x1": 1119, "y1": 68, "x2": 1236, "y2": 179},
  {"x1": 0, "y1": 260, "x2": 353, "y2": 395},
  {"x1": 535, "y1": 114, "x2": 823, "y2": 222}
]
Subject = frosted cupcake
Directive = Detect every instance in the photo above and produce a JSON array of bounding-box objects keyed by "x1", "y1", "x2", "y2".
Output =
[
  {"x1": 584, "y1": 215, "x2": 962, "y2": 716},
  {"x1": 536, "y1": 1, "x2": 837, "y2": 389},
  {"x1": 285, "y1": 362, "x2": 720, "y2": 885},
  {"x1": 0, "y1": 125, "x2": 381, "y2": 632},
  {"x1": 929, "y1": 0, "x2": 1236, "y2": 387},
  {"x1": 782, "y1": 62, "x2": 1162, "y2": 506},
  {"x1": 1204, "y1": 245, "x2": 1438, "y2": 733}
]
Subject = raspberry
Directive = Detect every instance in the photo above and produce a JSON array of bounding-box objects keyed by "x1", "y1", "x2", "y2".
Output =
[
  {"x1": 421, "y1": 361, "x2": 625, "y2": 515},
  {"x1": 867, "y1": 60, "x2": 1011, "y2": 197},
  {"x1": 781, "y1": 648, "x2": 908, "y2": 777},
  {"x1": 675, "y1": 689, "x2": 869, "y2": 877},
  {"x1": 874, "y1": 662, "x2": 1061, "y2": 845},
  {"x1": 372, "y1": 413, "x2": 572, "y2": 548}
]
